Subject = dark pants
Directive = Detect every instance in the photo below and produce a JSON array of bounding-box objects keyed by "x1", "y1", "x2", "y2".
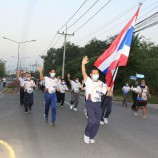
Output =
[
  {"x1": 101, "y1": 96, "x2": 112, "y2": 121},
  {"x1": 44, "y1": 93, "x2": 57, "y2": 122},
  {"x1": 71, "y1": 92, "x2": 79, "y2": 108},
  {"x1": 24, "y1": 92, "x2": 33, "y2": 112},
  {"x1": 131, "y1": 93, "x2": 137, "y2": 110},
  {"x1": 3, "y1": 82, "x2": 6, "y2": 87},
  {"x1": 41, "y1": 85, "x2": 45, "y2": 93},
  {"x1": 59, "y1": 93, "x2": 65, "y2": 106},
  {"x1": 85, "y1": 100, "x2": 102, "y2": 139},
  {"x1": 56, "y1": 91, "x2": 60, "y2": 103},
  {"x1": 122, "y1": 94, "x2": 128, "y2": 107},
  {"x1": 20, "y1": 87, "x2": 25, "y2": 105}
]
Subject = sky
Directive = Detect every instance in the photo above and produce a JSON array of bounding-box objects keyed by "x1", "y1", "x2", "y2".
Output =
[{"x1": 0, "y1": 0, "x2": 158, "y2": 73}]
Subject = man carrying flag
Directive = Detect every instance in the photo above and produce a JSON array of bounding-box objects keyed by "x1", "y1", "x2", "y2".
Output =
[
  {"x1": 94, "y1": 5, "x2": 141, "y2": 123},
  {"x1": 82, "y1": 56, "x2": 110, "y2": 144}
]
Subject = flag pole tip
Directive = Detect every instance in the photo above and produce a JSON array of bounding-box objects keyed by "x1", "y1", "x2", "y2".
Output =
[{"x1": 139, "y1": 2, "x2": 143, "y2": 6}]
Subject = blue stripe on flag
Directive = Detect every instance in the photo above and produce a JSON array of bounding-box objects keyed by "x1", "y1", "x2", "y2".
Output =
[
  {"x1": 103, "y1": 67, "x2": 109, "y2": 74},
  {"x1": 117, "y1": 26, "x2": 134, "y2": 51}
]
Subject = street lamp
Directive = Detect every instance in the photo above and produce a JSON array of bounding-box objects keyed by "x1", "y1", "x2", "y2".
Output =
[
  {"x1": 3, "y1": 37, "x2": 36, "y2": 71},
  {"x1": 11, "y1": 56, "x2": 30, "y2": 70}
]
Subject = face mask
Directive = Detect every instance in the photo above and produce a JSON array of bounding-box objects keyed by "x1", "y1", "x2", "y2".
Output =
[
  {"x1": 27, "y1": 77, "x2": 31, "y2": 81},
  {"x1": 50, "y1": 73, "x2": 56, "y2": 77},
  {"x1": 75, "y1": 80, "x2": 79, "y2": 83},
  {"x1": 92, "y1": 74, "x2": 99, "y2": 81}
]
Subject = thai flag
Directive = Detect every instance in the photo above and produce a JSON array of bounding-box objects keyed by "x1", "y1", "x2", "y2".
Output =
[{"x1": 94, "y1": 6, "x2": 141, "y2": 87}]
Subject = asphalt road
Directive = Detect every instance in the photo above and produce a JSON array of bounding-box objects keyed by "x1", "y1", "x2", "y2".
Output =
[{"x1": 0, "y1": 90, "x2": 158, "y2": 158}]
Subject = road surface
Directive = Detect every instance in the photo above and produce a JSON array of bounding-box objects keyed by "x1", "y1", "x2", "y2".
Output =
[{"x1": 0, "y1": 90, "x2": 158, "y2": 158}]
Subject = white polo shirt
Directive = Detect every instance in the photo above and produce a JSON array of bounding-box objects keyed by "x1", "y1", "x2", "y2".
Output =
[
  {"x1": 85, "y1": 77, "x2": 107, "y2": 102},
  {"x1": 44, "y1": 76, "x2": 58, "y2": 94},
  {"x1": 137, "y1": 85, "x2": 148, "y2": 101},
  {"x1": 58, "y1": 83, "x2": 68, "y2": 93},
  {"x1": 22, "y1": 80, "x2": 36, "y2": 94},
  {"x1": 70, "y1": 80, "x2": 81, "y2": 93},
  {"x1": 19, "y1": 77, "x2": 25, "y2": 87}
]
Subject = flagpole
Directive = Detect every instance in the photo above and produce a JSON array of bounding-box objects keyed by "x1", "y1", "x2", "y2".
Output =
[{"x1": 101, "y1": 61, "x2": 119, "y2": 107}]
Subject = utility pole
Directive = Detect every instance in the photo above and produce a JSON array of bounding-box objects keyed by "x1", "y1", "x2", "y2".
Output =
[{"x1": 58, "y1": 24, "x2": 74, "y2": 79}]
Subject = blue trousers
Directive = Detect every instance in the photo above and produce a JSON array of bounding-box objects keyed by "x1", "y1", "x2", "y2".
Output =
[
  {"x1": 44, "y1": 93, "x2": 57, "y2": 122},
  {"x1": 101, "y1": 96, "x2": 112, "y2": 121},
  {"x1": 85, "y1": 100, "x2": 102, "y2": 139}
]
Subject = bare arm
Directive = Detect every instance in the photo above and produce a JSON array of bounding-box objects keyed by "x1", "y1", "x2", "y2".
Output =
[
  {"x1": 67, "y1": 73, "x2": 71, "y2": 83},
  {"x1": 82, "y1": 56, "x2": 89, "y2": 81},
  {"x1": 38, "y1": 66, "x2": 44, "y2": 81}
]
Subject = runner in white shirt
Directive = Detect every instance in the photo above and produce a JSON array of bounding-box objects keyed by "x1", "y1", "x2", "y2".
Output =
[
  {"x1": 122, "y1": 83, "x2": 130, "y2": 107},
  {"x1": 67, "y1": 73, "x2": 82, "y2": 111},
  {"x1": 17, "y1": 71, "x2": 26, "y2": 106},
  {"x1": 2, "y1": 77, "x2": 7, "y2": 87},
  {"x1": 38, "y1": 66, "x2": 59, "y2": 126},
  {"x1": 21, "y1": 73, "x2": 36, "y2": 113},
  {"x1": 135, "y1": 79, "x2": 150, "y2": 119},
  {"x1": 58, "y1": 79, "x2": 68, "y2": 107},
  {"x1": 82, "y1": 56, "x2": 110, "y2": 144}
]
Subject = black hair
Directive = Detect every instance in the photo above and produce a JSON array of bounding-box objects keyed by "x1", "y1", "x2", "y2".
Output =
[
  {"x1": 61, "y1": 79, "x2": 65, "y2": 81},
  {"x1": 91, "y1": 68, "x2": 99, "y2": 73},
  {"x1": 49, "y1": 68, "x2": 56, "y2": 72}
]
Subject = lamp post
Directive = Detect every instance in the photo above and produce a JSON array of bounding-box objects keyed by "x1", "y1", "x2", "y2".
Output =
[{"x1": 3, "y1": 37, "x2": 36, "y2": 71}]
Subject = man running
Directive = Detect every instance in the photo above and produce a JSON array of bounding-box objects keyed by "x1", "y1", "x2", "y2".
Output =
[
  {"x1": 100, "y1": 88, "x2": 113, "y2": 125},
  {"x1": 135, "y1": 79, "x2": 150, "y2": 119},
  {"x1": 82, "y1": 56, "x2": 109, "y2": 144},
  {"x1": 18, "y1": 71, "x2": 26, "y2": 106},
  {"x1": 22, "y1": 73, "x2": 36, "y2": 113},
  {"x1": 58, "y1": 79, "x2": 68, "y2": 107},
  {"x1": 38, "y1": 66, "x2": 58, "y2": 126},
  {"x1": 67, "y1": 73, "x2": 82, "y2": 111},
  {"x1": 122, "y1": 83, "x2": 130, "y2": 107},
  {"x1": 131, "y1": 81, "x2": 139, "y2": 110}
]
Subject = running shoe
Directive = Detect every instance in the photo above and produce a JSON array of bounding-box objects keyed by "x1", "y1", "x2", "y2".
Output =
[
  {"x1": 70, "y1": 105, "x2": 73, "y2": 110},
  {"x1": 51, "y1": 122, "x2": 55, "y2": 126},
  {"x1": 90, "y1": 139, "x2": 95, "y2": 144},
  {"x1": 100, "y1": 121, "x2": 104, "y2": 125},
  {"x1": 84, "y1": 135, "x2": 90, "y2": 144},
  {"x1": 104, "y1": 118, "x2": 108, "y2": 124}
]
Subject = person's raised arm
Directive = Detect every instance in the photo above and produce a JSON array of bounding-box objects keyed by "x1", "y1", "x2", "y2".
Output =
[
  {"x1": 67, "y1": 73, "x2": 71, "y2": 83},
  {"x1": 82, "y1": 56, "x2": 89, "y2": 81},
  {"x1": 38, "y1": 66, "x2": 44, "y2": 81}
]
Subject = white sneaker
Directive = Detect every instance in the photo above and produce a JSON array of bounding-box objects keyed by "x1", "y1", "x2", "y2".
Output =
[
  {"x1": 143, "y1": 115, "x2": 147, "y2": 119},
  {"x1": 74, "y1": 108, "x2": 77, "y2": 111},
  {"x1": 90, "y1": 139, "x2": 95, "y2": 144},
  {"x1": 100, "y1": 121, "x2": 104, "y2": 125},
  {"x1": 84, "y1": 135, "x2": 90, "y2": 144},
  {"x1": 134, "y1": 112, "x2": 138, "y2": 116},
  {"x1": 104, "y1": 118, "x2": 108, "y2": 124},
  {"x1": 70, "y1": 105, "x2": 73, "y2": 110}
]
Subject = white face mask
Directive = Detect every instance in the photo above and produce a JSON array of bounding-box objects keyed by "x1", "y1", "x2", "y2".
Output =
[
  {"x1": 50, "y1": 73, "x2": 56, "y2": 77},
  {"x1": 92, "y1": 74, "x2": 99, "y2": 81},
  {"x1": 75, "y1": 80, "x2": 79, "y2": 83}
]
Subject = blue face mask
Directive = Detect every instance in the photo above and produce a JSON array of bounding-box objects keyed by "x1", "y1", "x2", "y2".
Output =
[{"x1": 92, "y1": 74, "x2": 99, "y2": 81}]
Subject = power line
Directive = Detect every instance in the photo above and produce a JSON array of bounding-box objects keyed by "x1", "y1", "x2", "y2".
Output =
[
  {"x1": 73, "y1": 0, "x2": 112, "y2": 34},
  {"x1": 76, "y1": 0, "x2": 158, "y2": 45},
  {"x1": 75, "y1": 1, "x2": 140, "y2": 44},
  {"x1": 39, "y1": 0, "x2": 88, "y2": 57},
  {"x1": 67, "y1": 0, "x2": 100, "y2": 30},
  {"x1": 58, "y1": 0, "x2": 88, "y2": 31}
]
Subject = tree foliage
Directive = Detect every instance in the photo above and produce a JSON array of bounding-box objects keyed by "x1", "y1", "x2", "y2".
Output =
[
  {"x1": 0, "y1": 60, "x2": 6, "y2": 77},
  {"x1": 42, "y1": 35, "x2": 158, "y2": 95}
]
